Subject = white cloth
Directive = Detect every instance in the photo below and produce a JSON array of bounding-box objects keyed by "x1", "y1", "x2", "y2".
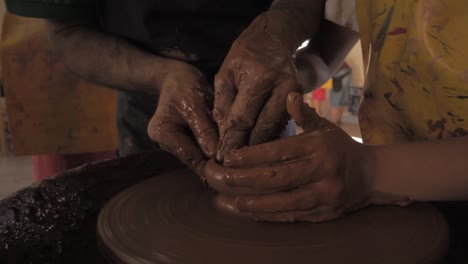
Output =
[{"x1": 325, "y1": 0, "x2": 359, "y2": 32}]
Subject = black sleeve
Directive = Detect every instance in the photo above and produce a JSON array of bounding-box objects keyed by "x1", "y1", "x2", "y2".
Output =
[{"x1": 5, "y1": 0, "x2": 99, "y2": 19}]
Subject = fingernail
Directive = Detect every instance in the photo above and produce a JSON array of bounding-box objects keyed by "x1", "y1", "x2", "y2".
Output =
[
  {"x1": 235, "y1": 197, "x2": 250, "y2": 212},
  {"x1": 216, "y1": 152, "x2": 224, "y2": 162},
  {"x1": 206, "y1": 140, "x2": 217, "y2": 158},
  {"x1": 216, "y1": 139, "x2": 227, "y2": 162}
]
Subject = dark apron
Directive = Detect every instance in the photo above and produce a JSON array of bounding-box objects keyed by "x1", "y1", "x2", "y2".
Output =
[{"x1": 98, "y1": 0, "x2": 272, "y2": 155}]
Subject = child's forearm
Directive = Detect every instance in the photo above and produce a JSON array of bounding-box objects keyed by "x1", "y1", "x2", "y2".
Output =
[{"x1": 370, "y1": 136, "x2": 468, "y2": 201}]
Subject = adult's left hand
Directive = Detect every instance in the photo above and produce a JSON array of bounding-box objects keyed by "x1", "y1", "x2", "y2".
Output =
[
  {"x1": 148, "y1": 64, "x2": 218, "y2": 176},
  {"x1": 205, "y1": 93, "x2": 410, "y2": 222},
  {"x1": 213, "y1": 13, "x2": 301, "y2": 161}
]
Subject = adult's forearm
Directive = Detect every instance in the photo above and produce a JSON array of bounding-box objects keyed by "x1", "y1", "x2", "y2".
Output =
[
  {"x1": 295, "y1": 50, "x2": 330, "y2": 92},
  {"x1": 370, "y1": 136, "x2": 468, "y2": 201},
  {"x1": 295, "y1": 20, "x2": 359, "y2": 92},
  {"x1": 46, "y1": 20, "x2": 191, "y2": 94},
  {"x1": 266, "y1": 0, "x2": 325, "y2": 53}
]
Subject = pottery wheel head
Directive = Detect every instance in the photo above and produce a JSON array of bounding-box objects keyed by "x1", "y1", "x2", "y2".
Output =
[{"x1": 97, "y1": 169, "x2": 448, "y2": 264}]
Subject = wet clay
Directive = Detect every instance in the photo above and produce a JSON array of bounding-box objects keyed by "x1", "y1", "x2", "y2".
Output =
[{"x1": 98, "y1": 169, "x2": 449, "y2": 264}]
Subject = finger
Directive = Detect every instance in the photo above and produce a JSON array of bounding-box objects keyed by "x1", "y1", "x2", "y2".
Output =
[
  {"x1": 235, "y1": 187, "x2": 318, "y2": 213},
  {"x1": 148, "y1": 115, "x2": 206, "y2": 176},
  {"x1": 223, "y1": 133, "x2": 313, "y2": 168},
  {"x1": 251, "y1": 206, "x2": 343, "y2": 223},
  {"x1": 212, "y1": 194, "x2": 251, "y2": 219},
  {"x1": 213, "y1": 70, "x2": 236, "y2": 133},
  {"x1": 249, "y1": 79, "x2": 300, "y2": 146},
  {"x1": 287, "y1": 92, "x2": 333, "y2": 131},
  {"x1": 179, "y1": 95, "x2": 219, "y2": 158},
  {"x1": 295, "y1": 209, "x2": 343, "y2": 222},
  {"x1": 217, "y1": 78, "x2": 273, "y2": 160},
  {"x1": 204, "y1": 158, "x2": 319, "y2": 195},
  {"x1": 369, "y1": 192, "x2": 412, "y2": 206}
]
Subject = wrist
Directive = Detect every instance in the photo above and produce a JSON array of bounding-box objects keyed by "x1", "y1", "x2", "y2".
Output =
[
  {"x1": 364, "y1": 144, "x2": 413, "y2": 206},
  {"x1": 239, "y1": 11, "x2": 307, "y2": 56},
  {"x1": 295, "y1": 51, "x2": 330, "y2": 92},
  {"x1": 261, "y1": 6, "x2": 322, "y2": 53},
  {"x1": 152, "y1": 60, "x2": 203, "y2": 94},
  {"x1": 360, "y1": 144, "x2": 378, "y2": 198}
]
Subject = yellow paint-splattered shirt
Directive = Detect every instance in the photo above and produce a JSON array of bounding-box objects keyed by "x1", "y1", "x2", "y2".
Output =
[{"x1": 356, "y1": 0, "x2": 468, "y2": 144}]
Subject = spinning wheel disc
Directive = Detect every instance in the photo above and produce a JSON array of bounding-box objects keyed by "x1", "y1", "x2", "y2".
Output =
[{"x1": 98, "y1": 170, "x2": 448, "y2": 264}]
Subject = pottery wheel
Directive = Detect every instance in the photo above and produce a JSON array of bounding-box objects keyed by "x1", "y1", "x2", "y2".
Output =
[{"x1": 97, "y1": 169, "x2": 449, "y2": 264}]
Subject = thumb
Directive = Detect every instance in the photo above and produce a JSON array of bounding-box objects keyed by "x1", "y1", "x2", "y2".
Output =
[{"x1": 286, "y1": 92, "x2": 332, "y2": 131}]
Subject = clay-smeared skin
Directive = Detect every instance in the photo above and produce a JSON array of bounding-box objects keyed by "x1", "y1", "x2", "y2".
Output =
[
  {"x1": 148, "y1": 66, "x2": 218, "y2": 176},
  {"x1": 206, "y1": 93, "x2": 411, "y2": 222},
  {"x1": 214, "y1": 13, "x2": 301, "y2": 161},
  {"x1": 212, "y1": 195, "x2": 251, "y2": 219},
  {"x1": 98, "y1": 170, "x2": 449, "y2": 264}
]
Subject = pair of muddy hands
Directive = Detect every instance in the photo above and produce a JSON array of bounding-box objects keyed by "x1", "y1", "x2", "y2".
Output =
[
  {"x1": 206, "y1": 93, "x2": 410, "y2": 222},
  {"x1": 147, "y1": 14, "x2": 408, "y2": 222},
  {"x1": 152, "y1": 82, "x2": 407, "y2": 222},
  {"x1": 148, "y1": 14, "x2": 298, "y2": 175}
]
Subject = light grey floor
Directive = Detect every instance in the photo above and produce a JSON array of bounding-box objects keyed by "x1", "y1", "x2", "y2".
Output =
[{"x1": 0, "y1": 156, "x2": 33, "y2": 200}]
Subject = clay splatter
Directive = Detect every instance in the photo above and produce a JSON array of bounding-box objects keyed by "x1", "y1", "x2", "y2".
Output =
[{"x1": 388, "y1": 27, "x2": 407, "y2": 36}]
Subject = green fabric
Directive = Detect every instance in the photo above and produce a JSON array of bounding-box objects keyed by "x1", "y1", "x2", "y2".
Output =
[{"x1": 5, "y1": 0, "x2": 97, "y2": 19}]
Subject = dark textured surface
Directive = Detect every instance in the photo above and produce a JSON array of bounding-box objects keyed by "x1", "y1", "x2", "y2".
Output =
[{"x1": 0, "y1": 151, "x2": 183, "y2": 264}]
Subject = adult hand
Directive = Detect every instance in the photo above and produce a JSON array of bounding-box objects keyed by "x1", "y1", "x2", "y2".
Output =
[
  {"x1": 213, "y1": 14, "x2": 301, "y2": 161},
  {"x1": 148, "y1": 63, "x2": 218, "y2": 176},
  {"x1": 205, "y1": 92, "x2": 410, "y2": 222}
]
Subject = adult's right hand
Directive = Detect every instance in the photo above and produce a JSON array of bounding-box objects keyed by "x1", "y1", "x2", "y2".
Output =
[
  {"x1": 213, "y1": 13, "x2": 301, "y2": 161},
  {"x1": 148, "y1": 62, "x2": 218, "y2": 176}
]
